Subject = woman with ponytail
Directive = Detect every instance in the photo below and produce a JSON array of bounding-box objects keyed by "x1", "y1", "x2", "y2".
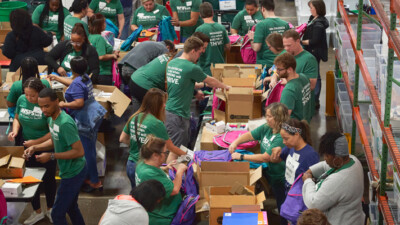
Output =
[{"x1": 48, "y1": 56, "x2": 106, "y2": 193}]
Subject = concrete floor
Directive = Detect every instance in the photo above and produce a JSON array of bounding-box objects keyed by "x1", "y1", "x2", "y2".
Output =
[{"x1": 0, "y1": 2, "x2": 370, "y2": 225}]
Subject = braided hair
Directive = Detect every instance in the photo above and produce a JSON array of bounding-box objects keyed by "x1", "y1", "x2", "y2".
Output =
[{"x1": 23, "y1": 77, "x2": 45, "y2": 94}]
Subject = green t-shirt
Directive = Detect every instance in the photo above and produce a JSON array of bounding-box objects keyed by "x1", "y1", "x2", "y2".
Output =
[
  {"x1": 170, "y1": 0, "x2": 202, "y2": 38},
  {"x1": 123, "y1": 113, "x2": 169, "y2": 162},
  {"x1": 6, "y1": 80, "x2": 51, "y2": 104},
  {"x1": 280, "y1": 73, "x2": 312, "y2": 122},
  {"x1": 165, "y1": 58, "x2": 207, "y2": 118},
  {"x1": 251, "y1": 124, "x2": 285, "y2": 185},
  {"x1": 15, "y1": 95, "x2": 49, "y2": 141},
  {"x1": 254, "y1": 18, "x2": 290, "y2": 67},
  {"x1": 63, "y1": 15, "x2": 89, "y2": 40},
  {"x1": 61, "y1": 50, "x2": 82, "y2": 72},
  {"x1": 31, "y1": 4, "x2": 70, "y2": 41},
  {"x1": 132, "y1": 4, "x2": 170, "y2": 30},
  {"x1": 89, "y1": 0, "x2": 123, "y2": 26},
  {"x1": 131, "y1": 54, "x2": 170, "y2": 91},
  {"x1": 89, "y1": 34, "x2": 113, "y2": 75},
  {"x1": 295, "y1": 50, "x2": 318, "y2": 117},
  {"x1": 195, "y1": 22, "x2": 230, "y2": 75},
  {"x1": 135, "y1": 162, "x2": 182, "y2": 225},
  {"x1": 231, "y1": 9, "x2": 264, "y2": 36},
  {"x1": 48, "y1": 111, "x2": 86, "y2": 179}
]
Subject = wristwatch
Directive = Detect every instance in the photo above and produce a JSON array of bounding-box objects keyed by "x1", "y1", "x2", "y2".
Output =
[
  {"x1": 240, "y1": 154, "x2": 244, "y2": 161},
  {"x1": 50, "y1": 153, "x2": 55, "y2": 161}
]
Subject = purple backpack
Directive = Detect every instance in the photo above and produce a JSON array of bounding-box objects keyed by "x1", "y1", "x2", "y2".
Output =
[
  {"x1": 193, "y1": 150, "x2": 232, "y2": 166},
  {"x1": 169, "y1": 161, "x2": 199, "y2": 196},
  {"x1": 170, "y1": 194, "x2": 200, "y2": 225},
  {"x1": 213, "y1": 131, "x2": 258, "y2": 149},
  {"x1": 240, "y1": 25, "x2": 257, "y2": 64},
  {"x1": 280, "y1": 173, "x2": 308, "y2": 224}
]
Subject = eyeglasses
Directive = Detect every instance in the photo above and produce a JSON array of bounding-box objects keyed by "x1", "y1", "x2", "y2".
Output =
[
  {"x1": 71, "y1": 42, "x2": 83, "y2": 46},
  {"x1": 276, "y1": 68, "x2": 287, "y2": 73}
]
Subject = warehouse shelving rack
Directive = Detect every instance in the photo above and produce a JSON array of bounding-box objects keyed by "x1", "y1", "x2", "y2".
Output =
[{"x1": 335, "y1": 0, "x2": 400, "y2": 223}]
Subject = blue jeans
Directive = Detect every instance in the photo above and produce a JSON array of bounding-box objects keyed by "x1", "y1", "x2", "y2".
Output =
[
  {"x1": 80, "y1": 134, "x2": 99, "y2": 184},
  {"x1": 120, "y1": 6, "x2": 133, "y2": 40},
  {"x1": 52, "y1": 165, "x2": 87, "y2": 225},
  {"x1": 126, "y1": 160, "x2": 137, "y2": 190}
]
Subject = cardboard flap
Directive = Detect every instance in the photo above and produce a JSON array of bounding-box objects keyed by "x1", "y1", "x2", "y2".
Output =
[
  {"x1": 228, "y1": 87, "x2": 253, "y2": 96},
  {"x1": 214, "y1": 89, "x2": 226, "y2": 101},
  {"x1": 0, "y1": 155, "x2": 10, "y2": 167},
  {"x1": 223, "y1": 66, "x2": 240, "y2": 78},
  {"x1": 201, "y1": 161, "x2": 249, "y2": 172},
  {"x1": 256, "y1": 191, "x2": 266, "y2": 209},
  {"x1": 196, "y1": 198, "x2": 210, "y2": 213},
  {"x1": 109, "y1": 88, "x2": 131, "y2": 117},
  {"x1": 8, "y1": 157, "x2": 25, "y2": 168},
  {"x1": 249, "y1": 166, "x2": 262, "y2": 185},
  {"x1": 210, "y1": 195, "x2": 256, "y2": 208},
  {"x1": 222, "y1": 78, "x2": 255, "y2": 87},
  {"x1": 240, "y1": 68, "x2": 257, "y2": 78},
  {"x1": 231, "y1": 205, "x2": 260, "y2": 212}
]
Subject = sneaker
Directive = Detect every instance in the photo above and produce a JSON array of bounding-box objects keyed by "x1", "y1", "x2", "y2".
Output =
[
  {"x1": 23, "y1": 211, "x2": 45, "y2": 225},
  {"x1": 46, "y1": 209, "x2": 53, "y2": 223}
]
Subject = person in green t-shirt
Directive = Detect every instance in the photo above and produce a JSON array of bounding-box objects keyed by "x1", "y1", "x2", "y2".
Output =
[
  {"x1": 170, "y1": 0, "x2": 202, "y2": 42},
  {"x1": 8, "y1": 78, "x2": 56, "y2": 225},
  {"x1": 32, "y1": 0, "x2": 70, "y2": 41},
  {"x1": 131, "y1": 0, "x2": 170, "y2": 31},
  {"x1": 64, "y1": 0, "x2": 89, "y2": 40},
  {"x1": 88, "y1": 13, "x2": 120, "y2": 84},
  {"x1": 24, "y1": 88, "x2": 86, "y2": 225},
  {"x1": 195, "y1": 2, "x2": 230, "y2": 76},
  {"x1": 88, "y1": 0, "x2": 124, "y2": 38},
  {"x1": 229, "y1": 102, "x2": 289, "y2": 225},
  {"x1": 275, "y1": 53, "x2": 312, "y2": 122},
  {"x1": 165, "y1": 36, "x2": 229, "y2": 147},
  {"x1": 262, "y1": 33, "x2": 285, "y2": 87},
  {"x1": 120, "y1": 88, "x2": 187, "y2": 189},
  {"x1": 135, "y1": 135, "x2": 187, "y2": 225},
  {"x1": 231, "y1": 0, "x2": 264, "y2": 36},
  {"x1": 247, "y1": 0, "x2": 290, "y2": 68}
]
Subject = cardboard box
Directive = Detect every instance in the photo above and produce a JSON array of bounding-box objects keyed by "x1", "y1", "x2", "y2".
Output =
[
  {"x1": 1, "y1": 182, "x2": 22, "y2": 197},
  {"x1": 93, "y1": 85, "x2": 131, "y2": 118},
  {"x1": 0, "y1": 24, "x2": 11, "y2": 62},
  {"x1": 0, "y1": 147, "x2": 25, "y2": 178},
  {"x1": 204, "y1": 186, "x2": 265, "y2": 225},
  {"x1": 214, "y1": 88, "x2": 254, "y2": 122},
  {"x1": 0, "y1": 81, "x2": 11, "y2": 108},
  {"x1": 211, "y1": 64, "x2": 262, "y2": 82},
  {"x1": 253, "y1": 90, "x2": 262, "y2": 119},
  {"x1": 200, "y1": 127, "x2": 219, "y2": 151}
]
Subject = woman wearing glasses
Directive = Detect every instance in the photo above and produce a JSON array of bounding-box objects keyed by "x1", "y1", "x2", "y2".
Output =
[
  {"x1": 45, "y1": 23, "x2": 100, "y2": 81},
  {"x1": 120, "y1": 88, "x2": 187, "y2": 189}
]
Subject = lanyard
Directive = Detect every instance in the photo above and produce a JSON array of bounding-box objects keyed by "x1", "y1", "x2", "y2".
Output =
[{"x1": 316, "y1": 158, "x2": 355, "y2": 191}]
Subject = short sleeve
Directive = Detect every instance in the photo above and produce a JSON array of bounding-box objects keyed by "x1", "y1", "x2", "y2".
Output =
[
  {"x1": 66, "y1": 81, "x2": 86, "y2": 101},
  {"x1": 32, "y1": 4, "x2": 43, "y2": 24},
  {"x1": 270, "y1": 135, "x2": 285, "y2": 149},
  {"x1": 123, "y1": 121, "x2": 130, "y2": 134},
  {"x1": 170, "y1": 0, "x2": 177, "y2": 12},
  {"x1": 131, "y1": 8, "x2": 139, "y2": 25},
  {"x1": 250, "y1": 124, "x2": 265, "y2": 141},
  {"x1": 253, "y1": 23, "x2": 264, "y2": 43},
  {"x1": 93, "y1": 36, "x2": 107, "y2": 56},
  {"x1": 231, "y1": 13, "x2": 241, "y2": 30},
  {"x1": 280, "y1": 88, "x2": 296, "y2": 110},
  {"x1": 15, "y1": 95, "x2": 24, "y2": 115},
  {"x1": 280, "y1": 146, "x2": 290, "y2": 161},
  {"x1": 7, "y1": 82, "x2": 21, "y2": 104},
  {"x1": 191, "y1": 65, "x2": 207, "y2": 82},
  {"x1": 223, "y1": 29, "x2": 229, "y2": 45},
  {"x1": 63, "y1": 7, "x2": 70, "y2": 18},
  {"x1": 191, "y1": 0, "x2": 201, "y2": 12},
  {"x1": 89, "y1": 0, "x2": 99, "y2": 11},
  {"x1": 60, "y1": 122, "x2": 80, "y2": 146},
  {"x1": 305, "y1": 55, "x2": 318, "y2": 79},
  {"x1": 150, "y1": 121, "x2": 169, "y2": 141},
  {"x1": 116, "y1": 0, "x2": 123, "y2": 14}
]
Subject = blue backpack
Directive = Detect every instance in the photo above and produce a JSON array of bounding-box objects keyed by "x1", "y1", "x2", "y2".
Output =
[
  {"x1": 193, "y1": 150, "x2": 232, "y2": 166},
  {"x1": 105, "y1": 19, "x2": 119, "y2": 37},
  {"x1": 169, "y1": 161, "x2": 199, "y2": 196},
  {"x1": 170, "y1": 194, "x2": 200, "y2": 225},
  {"x1": 120, "y1": 25, "x2": 143, "y2": 51}
]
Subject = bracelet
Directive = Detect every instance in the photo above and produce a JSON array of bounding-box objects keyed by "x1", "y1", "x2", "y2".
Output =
[
  {"x1": 50, "y1": 153, "x2": 55, "y2": 161},
  {"x1": 240, "y1": 154, "x2": 244, "y2": 161}
]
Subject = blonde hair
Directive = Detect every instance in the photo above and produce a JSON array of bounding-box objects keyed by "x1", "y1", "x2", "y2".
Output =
[
  {"x1": 140, "y1": 135, "x2": 166, "y2": 159},
  {"x1": 265, "y1": 102, "x2": 289, "y2": 130}
]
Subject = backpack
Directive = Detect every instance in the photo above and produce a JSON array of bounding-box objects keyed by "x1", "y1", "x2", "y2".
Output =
[
  {"x1": 280, "y1": 173, "x2": 307, "y2": 224},
  {"x1": 213, "y1": 131, "x2": 258, "y2": 149},
  {"x1": 120, "y1": 25, "x2": 143, "y2": 51},
  {"x1": 265, "y1": 80, "x2": 285, "y2": 107},
  {"x1": 111, "y1": 60, "x2": 121, "y2": 88},
  {"x1": 240, "y1": 25, "x2": 257, "y2": 64},
  {"x1": 233, "y1": 149, "x2": 268, "y2": 169},
  {"x1": 229, "y1": 34, "x2": 242, "y2": 44},
  {"x1": 168, "y1": 161, "x2": 199, "y2": 196},
  {"x1": 0, "y1": 189, "x2": 7, "y2": 224},
  {"x1": 170, "y1": 194, "x2": 200, "y2": 225},
  {"x1": 105, "y1": 19, "x2": 119, "y2": 37},
  {"x1": 193, "y1": 150, "x2": 232, "y2": 166}
]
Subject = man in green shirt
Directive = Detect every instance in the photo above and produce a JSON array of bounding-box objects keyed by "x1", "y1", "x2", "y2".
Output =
[
  {"x1": 170, "y1": 0, "x2": 203, "y2": 42},
  {"x1": 231, "y1": 0, "x2": 264, "y2": 36},
  {"x1": 195, "y1": 2, "x2": 230, "y2": 75},
  {"x1": 25, "y1": 88, "x2": 87, "y2": 225},
  {"x1": 165, "y1": 36, "x2": 229, "y2": 147},
  {"x1": 275, "y1": 53, "x2": 312, "y2": 122},
  {"x1": 248, "y1": 0, "x2": 290, "y2": 68}
]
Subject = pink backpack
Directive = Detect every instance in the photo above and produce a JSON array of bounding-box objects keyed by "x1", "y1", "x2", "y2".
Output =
[
  {"x1": 265, "y1": 80, "x2": 285, "y2": 107},
  {"x1": 211, "y1": 91, "x2": 225, "y2": 119},
  {"x1": 240, "y1": 25, "x2": 257, "y2": 64},
  {"x1": 229, "y1": 34, "x2": 242, "y2": 45},
  {"x1": 296, "y1": 23, "x2": 308, "y2": 38},
  {"x1": 213, "y1": 131, "x2": 258, "y2": 149},
  {"x1": 112, "y1": 60, "x2": 121, "y2": 88},
  {"x1": 0, "y1": 189, "x2": 6, "y2": 224}
]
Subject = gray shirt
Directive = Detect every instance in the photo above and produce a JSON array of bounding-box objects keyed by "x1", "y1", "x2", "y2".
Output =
[
  {"x1": 99, "y1": 199, "x2": 148, "y2": 225},
  {"x1": 302, "y1": 155, "x2": 365, "y2": 225},
  {"x1": 119, "y1": 41, "x2": 168, "y2": 69}
]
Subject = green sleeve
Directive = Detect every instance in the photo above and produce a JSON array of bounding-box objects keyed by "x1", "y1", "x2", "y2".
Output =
[
  {"x1": 15, "y1": 95, "x2": 23, "y2": 115},
  {"x1": 157, "y1": 172, "x2": 174, "y2": 196},
  {"x1": 270, "y1": 135, "x2": 285, "y2": 149},
  {"x1": 170, "y1": 0, "x2": 177, "y2": 12},
  {"x1": 116, "y1": 0, "x2": 123, "y2": 14},
  {"x1": 151, "y1": 121, "x2": 169, "y2": 141},
  {"x1": 280, "y1": 88, "x2": 296, "y2": 110},
  {"x1": 89, "y1": 0, "x2": 99, "y2": 11},
  {"x1": 192, "y1": 65, "x2": 207, "y2": 82},
  {"x1": 63, "y1": 7, "x2": 70, "y2": 18},
  {"x1": 93, "y1": 36, "x2": 107, "y2": 56},
  {"x1": 6, "y1": 82, "x2": 21, "y2": 104},
  {"x1": 60, "y1": 122, "x2": 80, "y2": 147},
  {"x1": 223, "y1": 29, "x2": 229, "y2": 45},
  {"x1": 123, "y1": 122, "x2": 130, "y2": 135},
  {"x1": 192, "y1": 0, "x2": 201, "y2": 12},
  {"x1": 131, "y1": 8, "x2": 139, "y2": 25},
  {"x1": 32, "y1": 4, "x2": 44, "y2": 25},
  {"x1": 253, "y1": 22, "x2": 265, "y2": 43},
  {"x1": 305, "y1": 56, "x2": 318, "y2": 79},
  {"x1": 231, "y1": 12, "x2": 242, "y2": 30},
  {"x1": 41, "y1": 79, "x2": 51, "y2": 88},
  {"x1": 250, "y1": 124, "x2": 265, "y2": 141}
]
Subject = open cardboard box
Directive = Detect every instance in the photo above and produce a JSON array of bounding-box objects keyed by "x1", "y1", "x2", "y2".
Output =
[
  {"x1": 200, "y1": 127, "x2": 219, "y2": 151},
  {"x1": 0, "y1": 147, "x2": 25, "y2": 178},
  {"x1": 93, "y1": 85, "x2": 131, "y2": 118},
  {"x1": 214, "y1": 87, "x2": 254, "y2": 122},
  {"x1": 204, "y1": 185, "x2": 265, "y2": 225},
  {"x1": 211, "y1": 64, "x2": 262, "y2": 82}
]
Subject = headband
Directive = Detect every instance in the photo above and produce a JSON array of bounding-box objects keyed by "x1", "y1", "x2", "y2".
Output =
[{"x1": 282, "y1": 123, "x2": 302, "y2": 135}]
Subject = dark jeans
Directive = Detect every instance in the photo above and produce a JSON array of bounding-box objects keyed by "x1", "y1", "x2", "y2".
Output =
[
  {"x1": 97, "y1": 75, "x2": 113, "y2": 86},
  {"x1": 121, "y1": 64, "x2": 136, "y2": 85},
  {"x1": 26, "y1": 151, "x2": 57, "y2": 211},
  {"x1": 52, "y1": 165, "x2": 87, "y2": 225},
  {"x1": 80, "y1": 134, "x2": 99, "y2": 184},
  {"x1": 315, "y1": 58, "x2": 321, "y2": 105},
  {"x1": 129, "y1": 80, "x2": 148, "y2": 103},
  {"x1": 126, "y1": 160, "x2": 136, "y2": 190},
  {"x1": 264, "y1": 170, "x2": 288, "y2": 225},
  {"x1": 120, "y1": 6, "x2": 133, "y2": 40}
]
